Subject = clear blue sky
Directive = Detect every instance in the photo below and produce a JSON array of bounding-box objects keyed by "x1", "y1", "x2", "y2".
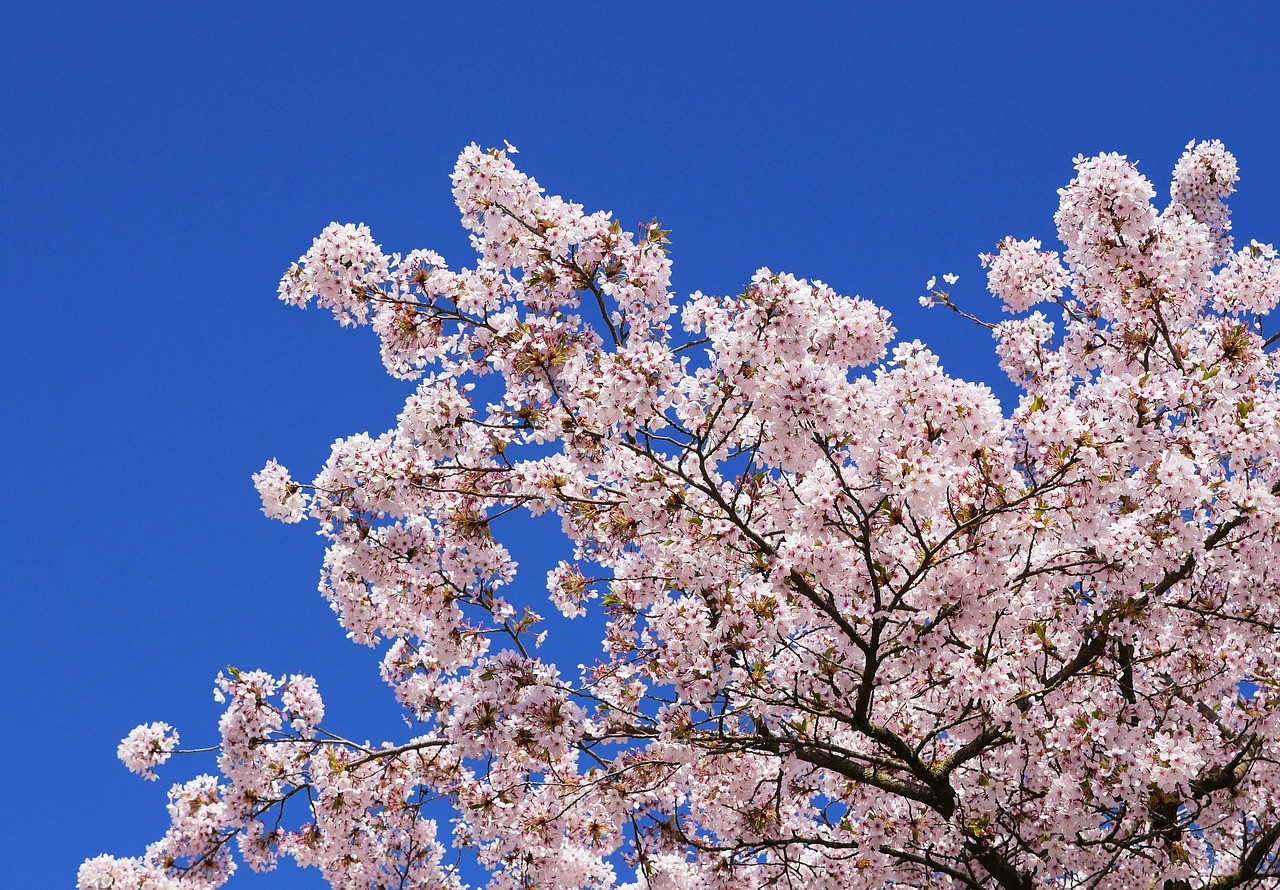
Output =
[{"x1": 5, "y1": 3, "x2": 1280, "y2": 886}]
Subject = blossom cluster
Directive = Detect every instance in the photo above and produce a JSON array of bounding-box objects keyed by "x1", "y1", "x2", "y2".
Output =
[
  {"x1": 980, "y1": 237, "x2": 1069, "y2": 312},
  {"x1": 117, "y1": 722, "x2": 179, "y2": 780},
  {"x1": 250, "y1": 459, "x2": 307, "y2": 522}
]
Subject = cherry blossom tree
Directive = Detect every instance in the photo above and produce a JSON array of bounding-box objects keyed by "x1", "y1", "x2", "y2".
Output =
[{"x1": 81, "y1": 141, "x2": 1280, "y2": 890}]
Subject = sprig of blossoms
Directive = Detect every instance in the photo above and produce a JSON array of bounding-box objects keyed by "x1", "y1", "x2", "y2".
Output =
[
  {"x1": 117, "y1": 722, "x2": 179, "y2": 780},
  {"x1": 278, "y1": 222, "x2": 389, "y2": 326},
  {"x1": 251, "y1": 459, "x2": 307, "y2": 522},
  {"x1": 918, "y1": 273, "x2": 959, "y2": 307},
  {"x1": 1168, "y1": 138, "x2": 1238, "y2": 261},
  {"x1": 1212, "y1": 240, "x2": 1280, "y2": 314},
  {"x1": 279, "y1": 674, "x2": 324, "y2": 737},
  {"x1": 980, "y1": 237, "x2": 1069, "y2": 312}
]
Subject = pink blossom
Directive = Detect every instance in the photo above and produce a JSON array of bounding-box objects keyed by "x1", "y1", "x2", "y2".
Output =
[
  {"x1": 117, "y1": 722, "x2": 178, "y2": 780},
  {"x1": 251, "y1": 459, "x2": 306, "y2": 522},
  {"x1": 980, "y1": 236, "x2": 1069, "y2": 312},
  {"x1": 280, "y1": 675, "x2": 324, "y2": 737}
]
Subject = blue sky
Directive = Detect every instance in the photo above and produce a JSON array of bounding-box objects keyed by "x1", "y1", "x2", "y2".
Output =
[{"x1": 5, "y1": 3, "x2": 1280, "y2": 886}]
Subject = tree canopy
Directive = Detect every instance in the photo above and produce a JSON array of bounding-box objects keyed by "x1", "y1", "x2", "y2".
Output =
[{"x1": 82, "y1": 141, "x2": 1280, "y2": 890}]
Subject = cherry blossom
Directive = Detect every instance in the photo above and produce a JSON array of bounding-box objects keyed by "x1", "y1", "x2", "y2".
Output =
[
  {"x1": 84, "y1": 141, "x2": 1280, "y2": 890},
  {"x1": 250, "y1": 460, "x2": 307, "y2": 523},
  {"x1": 118, "y1": 722, "x2": 179, "y2": 781}
]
